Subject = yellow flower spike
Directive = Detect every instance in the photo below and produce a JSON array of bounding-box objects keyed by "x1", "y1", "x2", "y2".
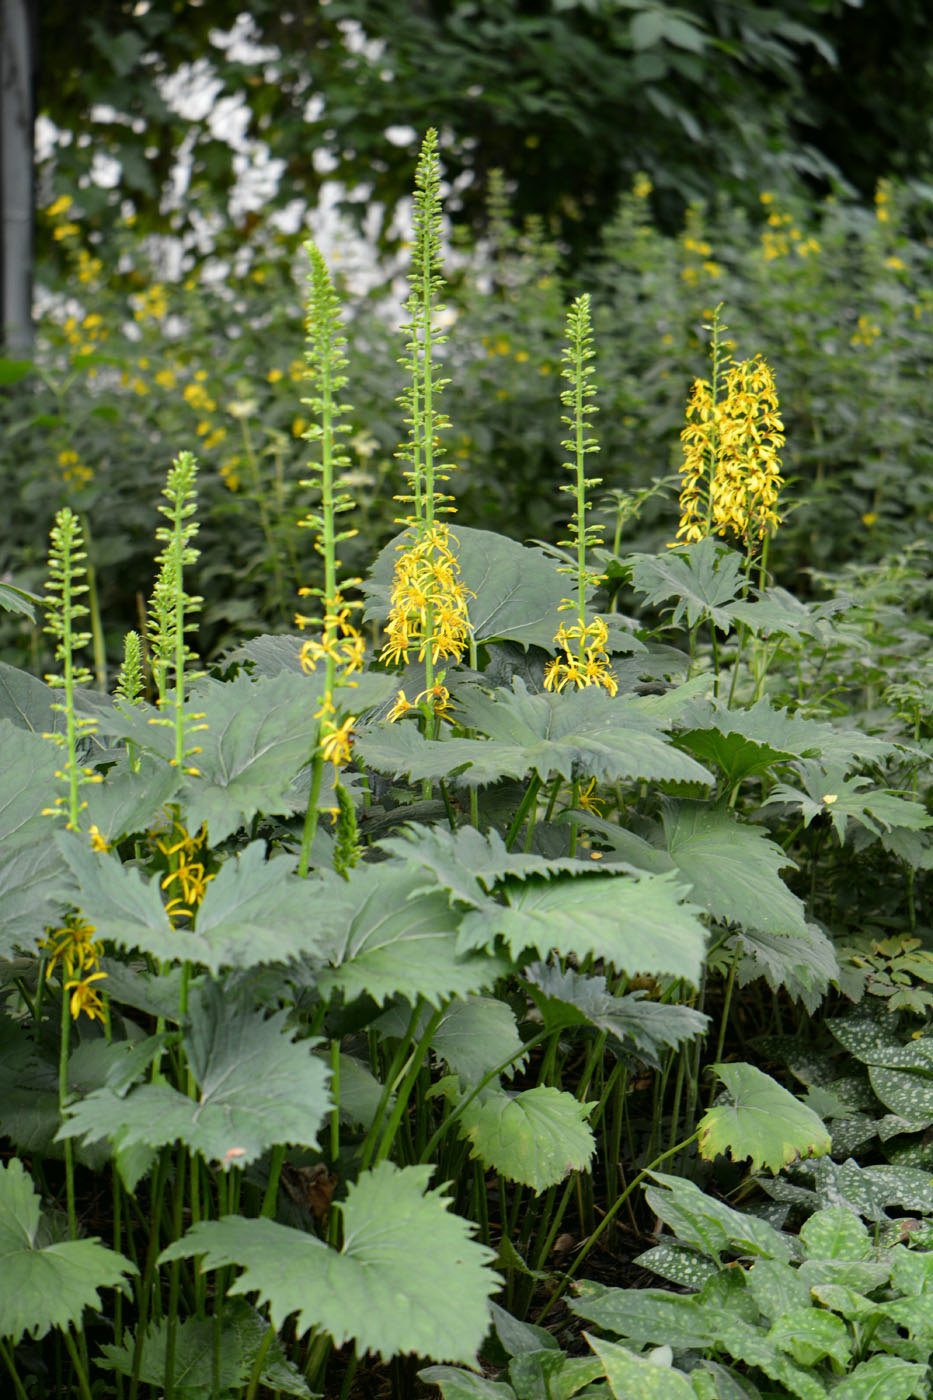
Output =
[{"x1": 88, "y1": 825, "x2": 109, "y2": 853}]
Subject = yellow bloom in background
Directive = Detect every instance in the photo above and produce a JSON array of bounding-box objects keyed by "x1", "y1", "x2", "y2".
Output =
[
  {"x1": 65, "y1": 971, "x2": 107, "y2": 1023},
  {"x1": 46, "y1": 194, "x2": 73, "y2": 219},
  {"x1": 132, "y1": 283, "x2": 169, "y2": 321},
  {"x1": 633, "y1": 173, "x2": 653, "y2": 200},
  {"x1": 155, "y1": 368, "x2": 177, "y2": 390},
  {"x1": 676, "y1": 345, "x2": 784, "y2": 548},
  {"x1": 41, "y1": 913, "x2": 103, "y2": 983}
]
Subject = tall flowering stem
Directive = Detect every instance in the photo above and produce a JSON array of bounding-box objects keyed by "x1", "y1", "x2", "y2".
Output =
[
  {"x1": 43, "y1": 508, "x2": 101, "y2": 829},
  {"x1": 147, "y1": 452, "x2": 207, "y2": 774},
  {"x1": 676, "y1": 307, "x2": 785, "y2": 553},
  {"x1": 295, "y1": 242, "x2": 365, "y2": 877},
  {"x1": 383, "y1": 130, "x2": 472, "y2": 701},
  {"x1": 543, "y1": 296, "x2": 617, "y2": 698}
]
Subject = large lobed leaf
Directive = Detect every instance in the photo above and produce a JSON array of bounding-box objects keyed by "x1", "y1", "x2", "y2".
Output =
[
  {"x1": 698, "y1": 1063, "x2": 831, "y2": 1173},
  {"x1": 159, "y1": 1162, "x2": 498, "y2": 1364},
  {"x1": 358, "y1": 678, "x2": 712, "y2": 789},
  {"x1": 310, "y1": 862, "x2": 504, "y2": 1006},
  {"x1": 625, "y1": 537, "x2": 744, "y2": 632},
  {"x1": 56, "y1": 836, "x2": 326, "y2": 973},
  {"x1": 458, "y1": 868, "x2": 708, "y2": 984},
  {"x1": 0, "y1": 1157, "x2": 135, "y2": 1345},
  {"x1": 459, "y1": 1085, "x2": 595, "y2": 1190},
  {"x1": 58, "y1": 994, "x2": 330, "y2": 1171}
]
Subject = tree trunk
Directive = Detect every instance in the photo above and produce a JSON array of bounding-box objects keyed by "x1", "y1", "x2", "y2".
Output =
[{"x1": 0, "y1": 0, "x2": 35, "y2": 355}]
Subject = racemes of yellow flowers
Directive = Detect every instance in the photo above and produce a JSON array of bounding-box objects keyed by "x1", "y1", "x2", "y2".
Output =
[{"x1": 675, "y1": 308, "x2": 785, "y2": 549}]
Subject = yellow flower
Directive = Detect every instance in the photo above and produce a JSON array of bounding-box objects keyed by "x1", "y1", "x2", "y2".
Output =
[
  {"x1": 675, "y1": 352, "x2": 784, "y2": 547},
  {"x1": 267, "y1": 367, "x2": 284, "y2": 383},
  {"x1": 885, "y1": 255, "x2": 907, "y2": 272},
  {"x1": 320, "y1": 715, "x2": 356, "y2": 768},
  {"x1": 292, "y1": 416, "x2": 308, "y2": 437},
  {"x1": 65, "y1": 971, "x2": 107, "y2": 1023},
  {"x1": 514, "y1": 350, "x2": 529, "y2": 363},
  {"x1": 543, "y1": 617, "x2": 618, "y2": 698},
  {"x1": 46, "y1": 194, "x2": 73, "y2": 219},
  {"x1": 633, "y1": 173, "x2": 653, "y2": 200},
  {"x1": 40, "y1": 914, "x2": 103, "y2": 982},
  {"x1": 88, "y1": 825, "x2": 110, "y2": 852},
  {"x1": 220, "y1": 459, "x2": 241, "y2": 492},
  {"x1": 53, "y1": 222, "x2": 79, "y2": 241},
  {"x1": 154, "y1": 369, "x2": 177, "y2": 390},
  {"x1": 387, "y1": 689, "x2": 413, "y2": 723},
  {"x1": 380, "y1": 523, "x2": 474, "y2": 667},
  {"x1": 862, "y1": 512, "x2": 879, "y2": 527}
]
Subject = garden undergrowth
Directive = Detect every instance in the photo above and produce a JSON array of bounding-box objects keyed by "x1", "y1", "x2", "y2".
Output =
[{"x1": 1, "y1": 131, "x2": 933, "y2": 1400}]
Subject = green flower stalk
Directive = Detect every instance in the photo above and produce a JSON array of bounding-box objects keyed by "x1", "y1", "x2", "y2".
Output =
[
  {"x1": 114, "y1": 629, "x2": 145, "y2": 706},
  {"x1": 384, "y1": 129, "x2": 472, "y2": 692},
  {"x1": 42, "y1": 507, "x2": 101, "y2": 829},
  {"x1": 294, "y1": 241, "x2": 366, "y2": 876},
  {"x1": 543, "y1": 295, "x2": 616, "y2": 697},
  {"x1": 147, "y1": 452, "x2": 207, "y2": 773}
]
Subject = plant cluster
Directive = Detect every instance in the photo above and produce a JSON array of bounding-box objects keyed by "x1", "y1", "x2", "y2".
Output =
[{"x1": 0, "y1": 131, "x2": 932, "y2": 1400}]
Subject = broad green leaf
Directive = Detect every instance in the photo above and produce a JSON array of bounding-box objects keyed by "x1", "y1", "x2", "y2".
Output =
[
  {"x1": 0, "y1": 718, "x2": 61, "y2": 848},
  {"x1": 429, "y1": 997, "x2": 526, "y2": 1086},
  {"x1": 0, "y1": 1157, "x2": 135, "y2": 1345},
  {"x1": 59, "y1": 997, "x2": 330, "y2": 1169},
  {"x1": 310, "y1": 863, "x2": 502, "y2": 1005},
  {"x1": 360, "y1": 679, "x2": 712, "y2": 789},
  {"x1": 0, "y1": 840, "x2": 76, "y2": 958},
  {"x1": 586, "y1": 1332, "x2": 696, "y2": 1400},
  {"x1": 524, "y1": 961, "x2": 709, "y2": 1066},
  {"x1": 815, "y1": 1159, "x2": 933, "y2": 1221},
  {"x1": 336, "y1": 1053, "x2": 392, "y2": 1130},
  {"x1": 747, "y1": 1258, "x2": 810, "y2": 1321},
  {"x1": 419, "y1": 1365, "x2": 516, "y2": 1400},
  {"x1": 160, "y1": 1162, "x2": 498, "y2": 1364},
  {"x1": 460, "y1": 1085, "x2": 595, "y2": 1190},
  {"x1": 99, "y1": 1299, "x2": 310, "y2": 1398},
  {"x1": 808, "y1": 1283, "x2": 881, "y2": 1322},
  {"x1": 677, "y1": 727, "x2": 796, "y2": 787},
  {"x1": 191, "y1": 844, "x2": 327, "y2": 971},
  {"x1": 625, "y1": 538, "x2": 744, "y2": 632},
  {"x1": 829, "y1": 1354, "x2": 929, "y2": 1400},
  {"x1": 799, "y1": 1207, "x2": 873, "y2": 1262},
  {"x1": 180, "y1": 672, "x2": 328, "y2": 842},
  {"x1": 635, "y1": 1242, "x2": 718, "y2": 1291},
  {"x1": 797, "y1": 1259, "x2": 891, "y2": 1293},
  {"x1": 762, "y1": 762, "x2": 931, "y2": 846},
  {"x1": 868, "y1": 1065, "x2": 933, "y2": 1122},
  {"x1": 881, "y1": 1293, "x2": 933, "y2": 1342},
  {"x1": 826, "y1": 1013, "x2": 933, "y2": 1068},
  {"x1": 489, "y1": 1300, "x2": 559, "y2": 1354},
  {"x1": 0, "y1": 357, "x2": 34, "y2": 385},
  {"x1": 100, "y1": 1318, "x2": 247, "y2": 1397},
  {"x1": 709, "y1": 1313, "x2": 827, "y2": 1400},
  {"x1": 378, "y1": 822, "x2": 599, "y2": 909},
  {"x1": 674, "y1": 696, "x2": 871, "y2": 770},
  {"x1": 662, "y1": 801, "x2": 807, "y2": 936},
  {"x1": 727, "y1": 587, "x2": 842, "y2": 643},
  {"x1": 456, "y1": 679, "x2": 713, "y2": 786},
  {"x1": 767, "y1": 1306, "x2": 851, "y2": 1367},
  {"x1": 365, "y1": 525, "x2": 573, "y2": 652},
  {"x1": 56, "y1": 837, "x2": 324, "y2": 972},
  {"x1": 698, "y1": 1063, "x2": 831, "y2": 1172},
  {"x1": 458, "y1": 869, "x2": 707, "y2": 983},
  {"x1": 569, "y1": 1286, "x2": 712, "y2": 1348},
  {"x1": 891, "y1": 1246, "x2": 933, "y2": 1297},
  {"x1": 688, "y1": 1360, "x2": 764, "y2": 1400},
  {"x1": 83, "y1": 755, "x2": 180, "y2": 845},
  {"x1": 223, "y1": 632, "x2": 306, "y2": 676},
  {"x1": 645, "y1": 1173, "x2": 791, "y2": 1262},
  {"x1": 731, "y1": 923, "x2": 839, "y2": 1013}
]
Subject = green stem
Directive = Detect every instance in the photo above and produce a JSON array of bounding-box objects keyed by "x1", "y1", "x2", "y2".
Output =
[
  {"x1": 261, "y1": 1145, "x2": 286, "y2": 1218},
  {"x1": 373, "y1": 1005, "x2": 445, "y2": 1166},
  {"x1": 298, "y1": 747, "x2": 325, "y2": 877},
  {"x1": 243, "y1": 1322, "x2": 277, "y2": 1400},
  {"x1": 63, "y1": 1328, "x2": 94, "y2": 1400},
  {"x1": 0, "y1": 1340, "x2": 30, "y2": 1400},
  {"x1": 536, "y1": 1129, "x2": 702, "y2": 1324},
  {"x1": 506, "y1": 773, "x2": 542, "y2": 851},
  {"x1": 58, "y1": 978, "x2": 77, "y2": 1239}
]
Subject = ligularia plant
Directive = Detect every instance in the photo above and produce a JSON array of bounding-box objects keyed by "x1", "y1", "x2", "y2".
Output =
[
  {"x1": 294, "y1": 240, "x2": 366, "y2": 873},
  {"x1": 543, "y1": 294, "x2": 617, "y2": 697},
  {"x1": 383, "y1": 128, "x2": 473, "y2": 704},
  {"x1": 676, "y1": 304, "x2": 785, "y2": 548}
]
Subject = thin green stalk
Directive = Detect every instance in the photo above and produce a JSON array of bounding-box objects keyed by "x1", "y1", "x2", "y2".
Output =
[
  {"x1": 506, "y1": 773, "x2": 542, "y2": 850},
  {"x1": 261, "y1": 1145, "x2": 286, "y2": 1218},
  {"x1": 63, "y1": 1328, "x2": 94, "y2": 1400},
  {"x1": 358, "y1": 999, "x2": 427, "y2": 1171},
  {"x1": 298, "y1": 748, "x2": 325, "y2": 877},
  {"x1": 0, "y1": 1340, "x2": 30, "y2": 1400},
  {"x1": 164, "y1": 1141, "x2": 188, "y2": 1400},
  {"x1": 58, "y1": 980, "x2": 77, "y2": 1239},
  {"x1": 243, "y1": 1322, "x2": 277, "y2": 1400},
  {"x1": 373, "y1": 1005, "x2": 445, "y2": 1165},
  {"x1": 536, "y1": 1129, "x2": 702, "y2": 1324}
]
